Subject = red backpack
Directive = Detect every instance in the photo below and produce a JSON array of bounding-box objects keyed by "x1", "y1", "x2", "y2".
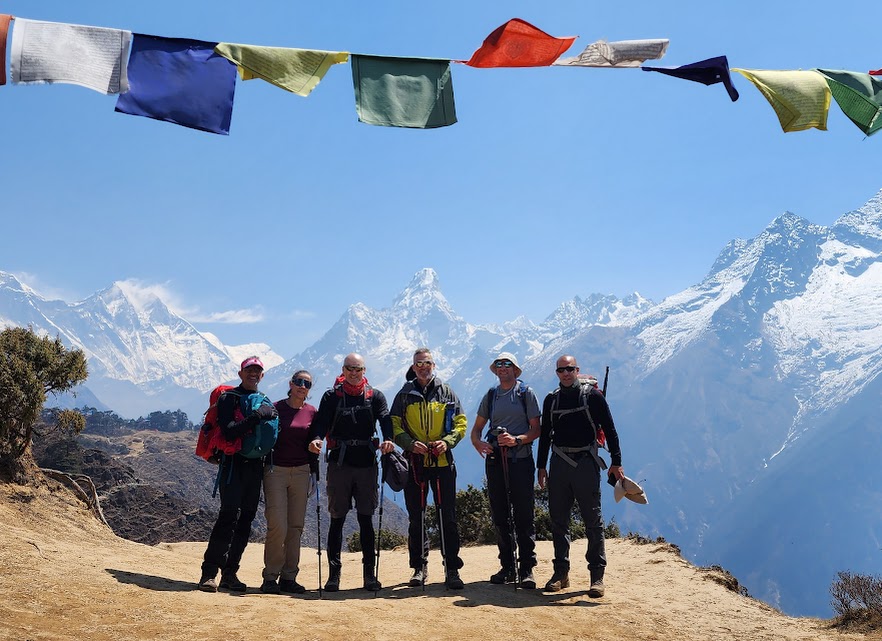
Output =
[{"x1": 195, "y1": 385, "x2": 245, "y2": 463}]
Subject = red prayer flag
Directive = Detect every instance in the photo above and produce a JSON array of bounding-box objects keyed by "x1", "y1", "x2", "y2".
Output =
[
  {"x1": 464, "y1": 18, "x2": 576, "y2": 68},
  {"x1": 870, "y1": 68, "x2": 882, "y2": 76},
  {"x1": 0, "y1": 15, "x2": 12, "y2": 86}
]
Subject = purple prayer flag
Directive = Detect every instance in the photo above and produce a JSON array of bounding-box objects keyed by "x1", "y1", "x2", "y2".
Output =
[
  {"x1": 642, "y1": 55, "x2": 739, "y2": 102},
  {"x1": 115, "y1": 34, "x2": 237, "y2": 135}
]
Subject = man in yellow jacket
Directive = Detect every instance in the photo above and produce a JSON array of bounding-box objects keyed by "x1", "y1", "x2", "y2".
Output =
[{"x1": 390, "y1": 347, "x2": 467, "y2": 589}]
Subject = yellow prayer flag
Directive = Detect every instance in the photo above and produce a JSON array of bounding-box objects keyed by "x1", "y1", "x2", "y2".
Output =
[
  {"x1": 214, "y1": 43, "x2": 348, "y2": 97},
  {"x1": 733, "y1": 68, "x2": 831, "y2": 132}
]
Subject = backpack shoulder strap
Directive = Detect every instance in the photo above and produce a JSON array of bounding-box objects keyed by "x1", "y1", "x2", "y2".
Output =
[
  {"x1": 485, "y1": 387, "x2": 495, "y2": 426},
  {"x1": 516, "y1": 380, "x2": 529, "y2": 414},
  {"x1": 549, "y1": 387, "x2": 561, "y2": 417}
]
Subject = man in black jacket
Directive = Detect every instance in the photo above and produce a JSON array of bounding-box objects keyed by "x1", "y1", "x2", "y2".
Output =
[
  {"x1": 198, "y1": 356, "x2": 278, "y2": 593},
  {"x1": 537, "y1": 354, "x2": 625, "y2": 598},
  {"x1": 308, "y1": 353, "x2": 394, "y2": 592}
]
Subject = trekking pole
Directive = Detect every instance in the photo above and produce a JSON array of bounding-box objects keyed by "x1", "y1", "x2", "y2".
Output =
[
  {"x1": 375, "y1": 455, "x2": 385, "y2": 596},
  {"x1": 434, "y1": 461, "x2": 449, "y2": 590},
  {"x1": 420, "y1": 478, "x2": 428, "y2": 592},
  {"x1": 315, "y1": 473, "x2": 323, "y2": 599},
  {"x1": 499, "y1": 443, "x2": 519, "y2": 590},
  {"x1": 602, "y1": 366, "x2": 609, "y2": 396}
]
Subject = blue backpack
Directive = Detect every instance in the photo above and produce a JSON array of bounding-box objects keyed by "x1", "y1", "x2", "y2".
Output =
[{"x1": 238, "y1": 392, "x2": 279, "y2": 459}]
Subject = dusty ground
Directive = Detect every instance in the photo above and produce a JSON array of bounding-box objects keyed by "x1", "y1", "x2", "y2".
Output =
[{"x1": 0, "y1": 480, "x2": 872, "y2": 641}]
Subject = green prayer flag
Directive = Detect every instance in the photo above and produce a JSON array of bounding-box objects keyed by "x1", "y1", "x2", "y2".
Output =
[
  {"x1": 817, "y1": 69, "x2": 882, "y2": 136},
  {"x1": 351, "y1": 55, "x2": 457, "y2": 129}
]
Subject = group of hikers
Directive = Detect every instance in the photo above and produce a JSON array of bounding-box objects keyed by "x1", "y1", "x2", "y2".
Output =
[{"x1": 197, "y1": 347, "x2": 624, "y2": 598}]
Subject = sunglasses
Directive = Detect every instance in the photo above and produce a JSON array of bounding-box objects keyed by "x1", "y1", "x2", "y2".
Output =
[
  {"x1": 494, "y1": 360, "x2": 514, "y2": 368},
  {"x1": 414, "y1": 360, "x2": 434, "y2": 367},
  {"x1": 344, "y1": 365, "x2": 365, "y2": 372},
  {"x1": 556, "y1": 366, "x2": 577, "y2": 373},
  {"x1": 291, "y1": 377, "x2": 312, "y2": 389}
]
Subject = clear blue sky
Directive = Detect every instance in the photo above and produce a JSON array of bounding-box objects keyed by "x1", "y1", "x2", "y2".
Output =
[{"x1": 3, "y1": 1, "x2": 882, "y2": 357}]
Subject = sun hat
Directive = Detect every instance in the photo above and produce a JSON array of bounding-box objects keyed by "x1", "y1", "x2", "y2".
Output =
[
  {"x1": 489, "y1": 352, "x2": 522, "y2": 378},
  {"x1": 614, "y1": 476, "x2": 648, "y2": 504}
]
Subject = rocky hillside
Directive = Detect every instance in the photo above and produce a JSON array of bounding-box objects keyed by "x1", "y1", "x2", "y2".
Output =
[{"x1": 33, "y1": 427, "x2": 408, "y2": 547}]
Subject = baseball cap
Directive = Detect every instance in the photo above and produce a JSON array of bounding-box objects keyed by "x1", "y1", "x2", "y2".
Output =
[{"x1": 240, "y1": 356, "x2": 264, "y2": 371}]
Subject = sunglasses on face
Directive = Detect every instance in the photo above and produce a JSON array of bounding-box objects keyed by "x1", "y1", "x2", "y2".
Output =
[
  {"x1": 291, "y1": 377, "x2": 312, "y2": 389},
  {"x1": 344, "y1": 365, "x2": 365, "y2": 372},
  {"x1": 494, "y1": 360, "x2": 514, "y2": 369},
  {"x1": 556, "y1": 366, "x2": 577, "y2": 373},
  {"x1": 414, "y1": 360, "x2": 434, "y2": 368}
]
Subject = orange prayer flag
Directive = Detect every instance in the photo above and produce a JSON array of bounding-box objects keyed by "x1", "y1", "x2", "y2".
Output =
[{"x1": 464, "y1": 18, "x2": 576, "y2": 68}]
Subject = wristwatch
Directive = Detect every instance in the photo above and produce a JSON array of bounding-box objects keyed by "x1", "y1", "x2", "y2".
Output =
[{"x1": 515, "y1": 435, "x2": 523, "y2": 445}]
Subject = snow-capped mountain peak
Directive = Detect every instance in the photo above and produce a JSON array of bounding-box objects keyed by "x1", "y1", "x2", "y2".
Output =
[
  {"x1": 390, "y1": 267, "x2": 456, "y2": 318},
  {"x1": 832, "y1": 187, "x2": 882, "y2": 241}
]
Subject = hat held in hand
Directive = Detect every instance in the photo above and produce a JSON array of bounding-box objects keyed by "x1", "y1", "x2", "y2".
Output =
[{"x1": 614, "y1": 476, "x2": 648, "y2": 504}]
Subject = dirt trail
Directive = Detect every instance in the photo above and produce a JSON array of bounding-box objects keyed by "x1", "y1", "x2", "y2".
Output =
[{"x1": 0, "y1": 481, "x2": 860, "y2": 641}]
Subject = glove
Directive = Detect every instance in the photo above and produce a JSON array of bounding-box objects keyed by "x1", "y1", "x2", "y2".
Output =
[{"x1": 256, "y1": 404, "x2": 278, "y2": 420}]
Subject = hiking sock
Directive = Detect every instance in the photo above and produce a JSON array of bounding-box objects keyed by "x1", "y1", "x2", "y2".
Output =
[
  {"x1": 363, "y1": 563, "x2": 382, "y2": 591},
  {"x1": 327, "y1": 517, "x2": 345, "y2": 564},
  {"x1": 325, "y1": 565, "x2": 341, "y2": 592},
  {"x1": 357, "y1": 513, "x2": 376, "y2": 564},
  {"x1": 325, "y1": 517, "x2": 345, "y2": 592}
]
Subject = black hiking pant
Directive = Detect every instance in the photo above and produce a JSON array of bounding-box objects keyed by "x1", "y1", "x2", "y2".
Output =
[
  {"x1": 486, "y1": 452, "x2": 536, "y2": 572},
  {"x1": 404, "y1": 464, "x2": 462, "y2": 572},
  {"x1": 202, "y1": 455, "x2": 263, "y2": 577},
  {"x1": 548, "y1": 450, "x2": 606, "y2": 579}
]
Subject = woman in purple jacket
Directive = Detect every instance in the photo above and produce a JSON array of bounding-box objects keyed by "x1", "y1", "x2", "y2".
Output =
[{"x1": 260, "y1": 369, "x2": 318, "y2": 594}]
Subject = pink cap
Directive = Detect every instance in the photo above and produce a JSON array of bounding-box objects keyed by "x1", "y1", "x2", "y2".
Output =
[{"x1": 240, "y1": 356, "x2": 264, "y2": 371}]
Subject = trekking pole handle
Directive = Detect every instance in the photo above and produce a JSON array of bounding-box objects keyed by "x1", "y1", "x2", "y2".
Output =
[
  {"x1": 411, "y1": 440, "x2": 429, "y2": 455},
  {"x1": 490, "y1": 426, "x2": 516, "y2": 447}
]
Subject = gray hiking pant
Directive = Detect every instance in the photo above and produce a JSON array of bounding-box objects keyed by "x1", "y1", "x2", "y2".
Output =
[
  {"x1": 548, "y1": 449, "x2": 606, "y2": 579},
  {"x1": 262, "y1": 463, "x2": 310, "y2": 581}
]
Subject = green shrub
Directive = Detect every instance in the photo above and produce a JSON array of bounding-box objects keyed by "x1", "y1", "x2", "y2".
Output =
[
  {"x1": 346, "y1": 528, "x2": 407, "y2": 552},
  {"x1": 830, "y1": 570, "x2": 882, "y2": 630},
  {"x1": 603, "y1": 516, "x2": 621, "y2": 539}
]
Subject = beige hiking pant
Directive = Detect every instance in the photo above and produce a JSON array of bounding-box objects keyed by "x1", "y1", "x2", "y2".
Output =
[{"x1": 263, "y1": 463, "x2": 311, "y2": 581}]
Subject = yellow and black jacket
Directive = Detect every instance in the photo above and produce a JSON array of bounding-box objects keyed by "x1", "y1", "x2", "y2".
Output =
[{"x1": 390, "y1": 377, "x2": 467, "y2": 468}]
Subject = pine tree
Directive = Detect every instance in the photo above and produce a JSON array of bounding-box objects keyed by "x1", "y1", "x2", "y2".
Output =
[{"x1": 0, "y1": 327, "x2": 88, "y2": 482}]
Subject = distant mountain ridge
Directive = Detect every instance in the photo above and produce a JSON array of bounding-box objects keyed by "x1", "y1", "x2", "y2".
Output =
[{"x1": 0, "y1": 273, "x2": 282, "y2": 418}]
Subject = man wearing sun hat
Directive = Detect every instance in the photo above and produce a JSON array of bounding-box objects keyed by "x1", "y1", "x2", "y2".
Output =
[
  {"x1": 470, "y1": 352, "x2": 541, "y2": 589},
  {"x1": 198, "y1": 356, "x2": 278, "y2": 593}
]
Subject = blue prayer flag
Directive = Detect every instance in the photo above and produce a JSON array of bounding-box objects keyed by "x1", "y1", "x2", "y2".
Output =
[{"x1": 115, "y1": 34, "x2": 237, "y2": 135}]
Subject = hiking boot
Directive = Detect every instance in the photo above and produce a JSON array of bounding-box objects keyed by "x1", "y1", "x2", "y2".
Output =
[
  {"x1": 219, "y1": 573, "x2": 247, "y2": 592},
  {"x1": 197, "y1": 575, "x2": 218, "y2": 592},
  {"x1": 588, "y1": 579, "x2": 605, "y2": 598},
  {"x1": 363, "y1": 567, "x2": 382, "y2": 592},
  {"x1": 324, "y1": 567, "x2": 341, "y2": 592},
  {"x1": 408, "y1": 567, "x2": 427, "y2": 587},
  {"x1": 260, "y1": 579, "x2": 280, "y2": 594},
  {"x1": 445, "y1": 569, "x2": 464, "y2": 590},
  {"x1": 490, "y1": 567, "x2": 516, "y2": 584},
  {"x1": 543, "y1": 571, "x2": 570, "y2": 592},
  {"x1": 279, "y1": 579, "x2": 306, "y2": 594},
  {"x1": 519, "y1": 568, "x2": 536, "y2": 590}
]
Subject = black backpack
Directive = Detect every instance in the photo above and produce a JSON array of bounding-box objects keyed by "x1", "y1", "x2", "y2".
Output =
[{"x1": 381, "y1": 450, "x2": 409, "y2": 492}]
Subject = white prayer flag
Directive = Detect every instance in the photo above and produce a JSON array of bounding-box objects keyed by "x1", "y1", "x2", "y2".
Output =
[
  {"x1": 555, "y1": 39, "x2": 669, "y2": 68},
  {"x1": 11, "y1": 18, "x2": 131, "y2": 94}
]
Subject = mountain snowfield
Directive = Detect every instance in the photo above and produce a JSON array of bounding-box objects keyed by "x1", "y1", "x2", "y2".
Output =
[
  {"x1": 0, "y1": 274, "x2": 282, "y2": 417},
  {"x1": 4, "y1": 189, "x2": 882, "y2": 617}
]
